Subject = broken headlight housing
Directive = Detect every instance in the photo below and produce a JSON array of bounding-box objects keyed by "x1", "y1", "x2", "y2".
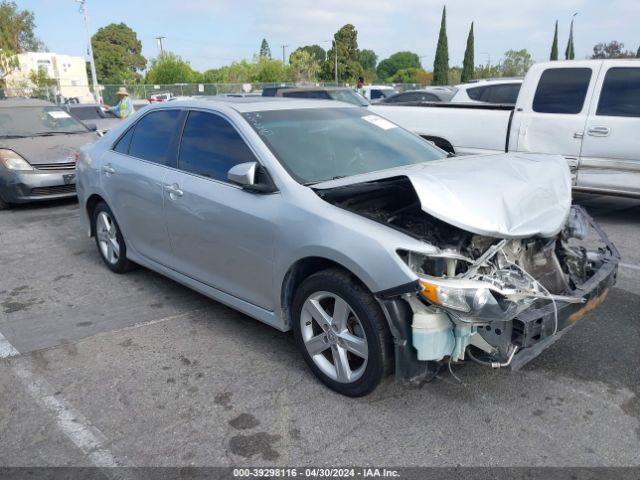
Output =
[{"x1": 418, "y1": 277, "x2": 522, "y2": 322}]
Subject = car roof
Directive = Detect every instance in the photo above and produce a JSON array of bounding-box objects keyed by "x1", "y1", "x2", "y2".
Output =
[
  {"x1": 277, "y1": 86, "x2": 354, "y2": 93},
  {"x1": 0, "y1": 98, "x2": 56, "y2": 108},
  {"x1": 154, "y1": 97, "x2": 357, "y2": 113}
]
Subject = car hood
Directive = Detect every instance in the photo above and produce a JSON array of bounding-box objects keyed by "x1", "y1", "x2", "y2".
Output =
[
  {"x1": 313, "y1": 153, "x2": 572, "y2": 239},
  {"x1": 0, "y1": 132, "x2": 98, "y2": 165}
]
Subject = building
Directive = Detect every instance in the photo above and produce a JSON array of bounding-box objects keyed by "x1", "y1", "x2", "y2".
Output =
[{"x1": 4, "y1": 52, "x2": 93, "y2": 103}]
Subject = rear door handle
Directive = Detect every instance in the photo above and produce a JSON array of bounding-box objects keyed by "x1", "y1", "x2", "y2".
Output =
[
  {"x1": 587, "y1": 126, "x2": 611, "y2": 137},
  {"x1": 573, "y1": 132, "x2": 584, "y2": 139},
  {"x1": 102, "y1": 164, "x2": 116, "y2": 175},
  {"x1": 164, "y1": 183, "x2": 183, "y2": 198}
]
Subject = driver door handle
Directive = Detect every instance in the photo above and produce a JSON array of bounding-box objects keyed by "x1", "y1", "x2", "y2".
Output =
[
  {"x1": 102, "y1": 164, "x2": 116, "y2": 175},
  {"x1": 164, "y1": 183, "x2": 183, "y2": 198}
]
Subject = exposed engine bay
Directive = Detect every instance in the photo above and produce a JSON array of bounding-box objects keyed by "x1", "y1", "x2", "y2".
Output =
[{"x1": 317, "y1": 177, "x2": 619, "y2": 371}]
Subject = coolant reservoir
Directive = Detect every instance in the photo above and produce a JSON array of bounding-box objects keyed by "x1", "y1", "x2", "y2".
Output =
[{"x1": 412, "y1": 310, "x2": 455, "y2": 361}]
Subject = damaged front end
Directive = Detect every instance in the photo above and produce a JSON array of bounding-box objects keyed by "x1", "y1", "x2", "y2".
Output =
[{"x1": 317, "y1": 175, "x2": 619, "y2": 383}]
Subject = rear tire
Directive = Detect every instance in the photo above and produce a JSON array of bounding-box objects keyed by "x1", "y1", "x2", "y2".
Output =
[
  {"x1": 92, "y1": 202, "x2": 133, "y2": 273},
  {"x1": 292, "y1": 268, "x2": 393, "y2": 397}
]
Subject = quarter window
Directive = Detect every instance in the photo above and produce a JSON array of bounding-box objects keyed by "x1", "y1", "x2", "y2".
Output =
[
  {"x1": 128, "y1": 109, "x2": 182, "y2": 165},
  {"x1": 597, "y1": 67, "x2": 640, "y2": 117},
  {"x1": 533, "y1": 68, "x2": 592, "y2": 114},
  {"x1": 113, "y1": 126, "x2": 134, "y2": 154},
  {"x1": 178, "y1": 111, "x2": 258, "y2": 182}
]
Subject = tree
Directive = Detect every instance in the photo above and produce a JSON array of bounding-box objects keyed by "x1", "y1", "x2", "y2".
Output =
[
  {"x1": 565, "y1": 19, "x2": 575, "y2": 60},
  {"x1": 322, "y1": 24, "x2": 362, "y2": 83},
  {"x1": 291, "y1": 45, "x2": 325, "y2": 64},
  {"x1": 259, "y1": 39, "x2": 272, "y2": 59},
  {"x1": 27, "y1": 65, "x2": 56, "y2": 99},
  {"x1": 591, "y1": 41, "x2": 636, "y2": 59},
  {"x1": 432, "y1": 6, "x2": 449, "y2": 85},
  {"x1": 637, "y1": 46, "x2": 640, "y2": 58},
  {"x1": 550, "y1": 21, "x2": 559, "y2": 61},
  {"x1": 92, "y1": 23, "x2": 146, "y2": 84},
  {"x1": 0, "y1": 48, "x2": 18, "y2": 87},
  {"x1": 376, "y1": 51, "x2": 420, "y2": 81},
  {"x1": 474, "y1": 64, "x2": 502, "y2": 79},
  {"x1": 289, "y1": 49, "x2": 320, "y2": 83},
  {"x1": 253, "y1": 56, "x2": 289, "y2": 83},
  {"x1": 0, "y1": 1, "x2": 44, "y2": 53},
  {"x1": 501, "y1": 49, "x2": 533, "y2": 77},
  {"x1": 359, "y1": 49, "x2": 377, "y2": 73},
  {"x1": 145, "y1": 52, "x2": 198, "y2": 84},
  {"x1": 461, "y1": 22, "x2": 474, "y2": 83}
]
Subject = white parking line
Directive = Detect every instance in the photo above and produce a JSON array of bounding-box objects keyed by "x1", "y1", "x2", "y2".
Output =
[
  {"x1": 620, "y1": 262, "x2": 640, "y2": 271},
  {"x1": 3, "y1": 333, "x2": 132, "y2": 478},
  {"x1": 0, "y1": 332, "x2": 19, "y2": 358}
]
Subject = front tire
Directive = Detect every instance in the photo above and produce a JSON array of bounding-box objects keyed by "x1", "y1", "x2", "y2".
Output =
[
  {"x1": 292, "y1": 269, "x2": 393, "y2": 397},
  {"x1": 92, "y1": 202, "x2": 133, "y2": 273}
]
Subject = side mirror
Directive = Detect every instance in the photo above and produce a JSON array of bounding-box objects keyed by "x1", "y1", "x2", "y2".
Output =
[
  {"x1": 85, "y1": 122, "x2": 98, "y2": 132},
  {"x1": 228, "y1": 162, "x2": 277, "y2": 193}
]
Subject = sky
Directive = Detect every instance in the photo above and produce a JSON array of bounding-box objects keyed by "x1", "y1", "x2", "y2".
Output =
[{"x1": 17, "y1": 0, "x2": 640, "y2": 72}]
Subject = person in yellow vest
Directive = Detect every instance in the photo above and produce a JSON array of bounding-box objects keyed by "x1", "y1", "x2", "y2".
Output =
[{"x1": 109, "y1": 87, "x2": 135, "y2": 119}]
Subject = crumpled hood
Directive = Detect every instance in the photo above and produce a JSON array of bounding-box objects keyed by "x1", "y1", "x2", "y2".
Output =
[
  {"x1": 0, "y1": 132, "x2": 98, "y2": 165},
  {"x1": 314, "y1": 153, "x2": 572, "y2": 239}
]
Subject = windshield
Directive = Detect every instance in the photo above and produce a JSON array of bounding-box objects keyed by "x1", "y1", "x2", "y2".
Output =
[
  {"x1": 0, "y1": 106, "x2": 89, "y2": 137},
  {"x1": 328, "y1": 90, "x2": 369, "y2": 106},
  {"x1": 243, "y1": 108, "x2": 446, "y2": 184}
]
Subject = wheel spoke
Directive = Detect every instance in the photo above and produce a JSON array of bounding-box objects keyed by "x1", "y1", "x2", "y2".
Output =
[
  {"x1": 332, "y1": 297, "x2": 350, "y2": 331},
  {"x1": 97, "y1": 229, "x2": 108, "y2": 243},
  {"x1": 332, "y1": 346, "x2": 351, "y2": 382},
  {"x1": 107, "y1": 242, "x2": 115, "y2": 263},
  {"x1": 339, "y1": 332, "x2": 368, "y2": 359},
  {"x1": 98, "y1": 213, "x2": 110, "y2": 232},
  {"x1": 305, "y1": 333, "x2": 330, "y2": 356},
  {"x1": 303, "y1": 298, "x2": 332, "y2": 329},
  {"x1": 110, "y1": 237, "x2": 120, "y2": 257}
]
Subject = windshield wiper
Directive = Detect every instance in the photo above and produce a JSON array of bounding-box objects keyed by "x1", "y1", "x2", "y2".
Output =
[{"x1": 32, "y1": 131, "x2": 87, "y2": 136}]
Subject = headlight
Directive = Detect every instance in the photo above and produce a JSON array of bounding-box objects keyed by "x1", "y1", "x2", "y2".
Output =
[
  {"x1": 0, "y1": 149, "x2": 33, "y2": 171},
  {"x1": 419, "y1": 277, "x2": 522, "y2": 322}
]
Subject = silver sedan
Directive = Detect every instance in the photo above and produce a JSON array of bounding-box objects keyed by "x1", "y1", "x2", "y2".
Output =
[{"x1": 77, "y1": 98, "x2": 618, "y2": 396}]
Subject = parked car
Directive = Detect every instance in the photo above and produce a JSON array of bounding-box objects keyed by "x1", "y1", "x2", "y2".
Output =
[
  {"x1": 449, "y1": 79, "x2": 523, "y2": 104},
  {"x1": 0, "y1": 99, "x2": 98, "y2": 209},
  {"x1": 378, "y1": 88, "x2": 456, "y2": 104},
  {"x1": 62, "y1": 103, "x2": 121, "y2": 134},
  {"x1": 265, "y1": 87, "x2": 369, "y2": 106},
  {"x1": 77, "y1": 98, "x2": 618, "y2": 396},
  {"x1": 361, "y1": 85, "x2": 399, "y2": 101},
  {"x1": 148, "y1": 92, "x2": 173, "y2": 103},
  {"x1": 371, "y1": 60, "x2": 640, "y2": 198}
]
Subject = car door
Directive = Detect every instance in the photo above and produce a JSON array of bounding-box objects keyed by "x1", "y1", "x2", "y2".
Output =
[
  {"x1": 163, "y1": 109, "x2": 279, "y2": 311},
  {"x1": 511, "y1": 66, "x2": 598, "y2": 184},
  {"x1": 577, "y1": 64, "x2": 640, "y2": 196},
  {"x1": 101, "y1": 109, "x2": 183, "y2": 265}
]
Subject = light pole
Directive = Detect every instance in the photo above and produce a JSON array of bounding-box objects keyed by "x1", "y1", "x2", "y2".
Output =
[
  {"x1": 76, "y1": 0, "x2": 100, "y2": 102},
  {"x1": 281, "y1": 44, "x2": 288, "y2": 64},
  {"x1": 156, "y1": 36, "x2": 165, "y2": 55}
]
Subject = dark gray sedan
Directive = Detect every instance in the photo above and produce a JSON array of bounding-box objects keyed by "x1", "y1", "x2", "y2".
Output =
[{"x1": 0, "y1": 99, "x2": 98, "y2": 209}]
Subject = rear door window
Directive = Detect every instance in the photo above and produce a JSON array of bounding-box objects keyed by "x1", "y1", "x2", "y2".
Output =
[
  {"x1": 178, "y1": 110, "x2": 258, "y2": 182},
  {"x1": 484, "y1": 84, "x2": 521, "y2": 104},
  {"x1": 113, "y1": 126, "x2": 134, "y2": 154},
  {"x1": 533, "y1": 68, "x2": 592, "y2": 114},
  {"x1": 128, "y1": 109, "x2": 183, "y2": 166},
  {"x1": 597, "y1": 67, "x2": 640, "y2": 117},
  {"x1": 466, "y1": 86, "x2": 487, "y2": 101}
]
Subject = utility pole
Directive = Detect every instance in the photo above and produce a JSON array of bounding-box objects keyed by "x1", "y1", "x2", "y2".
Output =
[
  {"x1": 156, "y1": 36, "x2": 166, "y2": 55},
  {"x1": 76, "y1": 0, "x2": 100, "y2": 103},
  {"x1": 281, "y1": 44, "x2": 288, "y2": 64}
]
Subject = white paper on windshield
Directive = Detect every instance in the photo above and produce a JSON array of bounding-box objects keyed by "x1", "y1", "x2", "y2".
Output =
[
  {"x1": 362, "y1": 115, "x2": 397, "y2": 130},
  {"x1": 48, "y1": 111, "x2": 72, "y2": 119}
]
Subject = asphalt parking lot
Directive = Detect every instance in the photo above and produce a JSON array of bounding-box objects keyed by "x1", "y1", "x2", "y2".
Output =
[{"x1": 0, "y1": 193, "x2": 638, "y2": 468}]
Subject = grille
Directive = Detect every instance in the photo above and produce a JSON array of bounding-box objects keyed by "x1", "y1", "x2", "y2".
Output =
[
  {"x1": 35, "y1": 162, "x2": 76, "y2": 171},
  {"x1": 30, "y1": 184, "x2": 77, "y2": 197}
]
